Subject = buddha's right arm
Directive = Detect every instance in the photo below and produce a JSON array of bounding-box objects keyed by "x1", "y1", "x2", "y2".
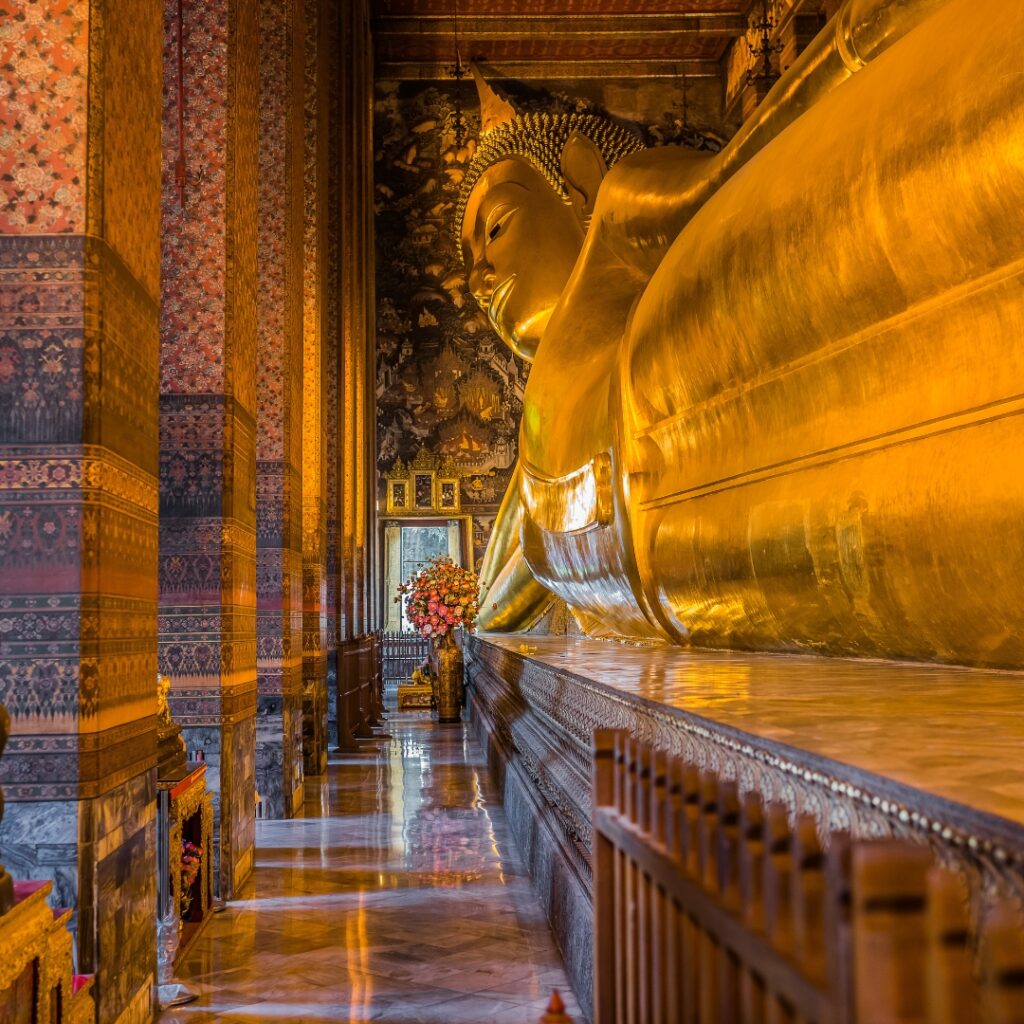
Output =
[
  {"x1": 478, "y1": 466, "x2": 555, "y2": 632},
  {"x1": 591, "y1": 0, "x2": 952, "y2": 280}
]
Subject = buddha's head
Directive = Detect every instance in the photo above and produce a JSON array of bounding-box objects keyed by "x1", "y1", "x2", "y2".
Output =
[{"x1": 457, "y1": 75, "x2": 644, "y2": 361}]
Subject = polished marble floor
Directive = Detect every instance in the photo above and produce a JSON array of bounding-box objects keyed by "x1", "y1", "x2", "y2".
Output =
[
  {"x1": 160, "y1": 713, "x2": 580, "y2": 1023},
  {"x1": 482, "y1": 634, "x2": 1024, "y2": 828}
]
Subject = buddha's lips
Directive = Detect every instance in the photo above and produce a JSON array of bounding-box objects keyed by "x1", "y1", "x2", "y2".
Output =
[{"x1": 488, "y1": 275, "x2": 516, "y2": 329}]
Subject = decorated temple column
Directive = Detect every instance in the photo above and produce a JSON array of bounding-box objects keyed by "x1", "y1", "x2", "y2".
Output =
[
  {"x1": 158, "y1": 0, "x2": 259, "y2": 898},
  {"x1": 322, "y1": 2, "x2": 342, "y2": 745},
  {"x1": 254, "y1": 0, "x2": 306, "y2": 821},
  {"x1": 0, "y1": 2, "x2": 163, "y2": 1020},
  {"x1": 300, "y1": 0, "x2": 333, "y2": 780},
  {"x1": 335, "y1": 0, "x2": 378, "y2": 744}
]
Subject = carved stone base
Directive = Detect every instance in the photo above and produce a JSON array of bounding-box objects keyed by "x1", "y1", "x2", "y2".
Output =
[
  {"x1": 467, "y1": 689, "x2": 594, "y2": 1013},
  {"x1": 466, "y1": 634, "x2": 1024, "y2": 1022}
]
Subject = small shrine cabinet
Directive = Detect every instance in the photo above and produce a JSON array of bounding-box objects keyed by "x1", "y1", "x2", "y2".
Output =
[
  {"x1": 0, "y1": 880, "x2": 95, "y2": 1024},
  {"x1": 158, "y1": 763, "x2": 214, "y2": 961}
]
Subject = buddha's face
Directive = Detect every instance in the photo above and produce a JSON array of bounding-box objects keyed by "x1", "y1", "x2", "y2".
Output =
[{"x1": 461, "y1": 157, "x2": 586, "y2": 362}]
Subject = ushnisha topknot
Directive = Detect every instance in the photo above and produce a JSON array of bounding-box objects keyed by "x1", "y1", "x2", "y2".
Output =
[{"x1": 455, "y1": 110, "x2": 646, "y2": 238}]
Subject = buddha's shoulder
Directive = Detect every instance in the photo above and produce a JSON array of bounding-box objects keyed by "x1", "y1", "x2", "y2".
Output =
[{"x1": 597, "y1": 146, "x2": 714, "y2": 208}]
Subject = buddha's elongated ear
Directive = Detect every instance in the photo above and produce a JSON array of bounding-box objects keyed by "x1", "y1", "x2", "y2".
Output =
[{"x1": 559, "y1": 130, "x2": 608, "y2": 222}]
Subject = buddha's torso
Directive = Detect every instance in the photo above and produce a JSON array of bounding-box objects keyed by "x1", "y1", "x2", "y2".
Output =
[{"x1": 508, "y1": 0, "x2": 1024, "y2": 663}]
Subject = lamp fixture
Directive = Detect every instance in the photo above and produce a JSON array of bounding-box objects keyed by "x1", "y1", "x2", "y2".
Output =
[
  {"x1": 745, "y1": 0, "x2": 784, "y2": 89},
  {"x1": 448, "y1": 0, "x2": 467, "y2": 149}
]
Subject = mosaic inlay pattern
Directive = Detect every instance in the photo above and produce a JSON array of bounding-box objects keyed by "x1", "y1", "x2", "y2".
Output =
[
  {"x1": 159, "y1": 0, "x2": 259, "y2": 896},
  {"x1": 0, "y1": 0, "x2": 87, "y2": 233}
]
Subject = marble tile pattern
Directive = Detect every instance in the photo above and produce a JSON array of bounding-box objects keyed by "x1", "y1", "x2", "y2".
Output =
[
  {"x1": 160, "y1": 711, "x2": 581, "y2": 1023},
  {"x1": 480, "y1": 635, "x2": 1024, "y2": 829}
]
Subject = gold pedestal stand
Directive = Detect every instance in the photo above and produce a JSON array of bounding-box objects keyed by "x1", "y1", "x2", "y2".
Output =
[{"x1": 433, "y1": 632, "x2": 464, "y2": 724}]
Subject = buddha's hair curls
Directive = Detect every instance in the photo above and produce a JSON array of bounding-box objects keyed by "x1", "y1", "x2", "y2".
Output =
[{"x1": 455, "y1": 112, "x2": 645, "y2": 237}]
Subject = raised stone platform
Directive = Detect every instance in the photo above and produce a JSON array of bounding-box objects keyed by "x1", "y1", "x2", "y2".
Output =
[{"x1": 465, "y1": 633, "x2": 1024, "y2": 1017}]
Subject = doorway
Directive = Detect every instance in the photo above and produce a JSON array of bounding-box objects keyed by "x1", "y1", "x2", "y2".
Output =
[{"x1": 382, "y1": 519, "x2": 469, "y2": 632}]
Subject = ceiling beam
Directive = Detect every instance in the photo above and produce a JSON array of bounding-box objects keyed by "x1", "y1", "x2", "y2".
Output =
[
  {"x1": 372, "y1": 13, "x2": 747, "y2": 39},
  {"x1": 374, "y1": 58, "x2": 723, "y2": 81}
]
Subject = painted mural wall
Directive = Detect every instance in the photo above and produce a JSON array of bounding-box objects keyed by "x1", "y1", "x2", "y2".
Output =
[{"x1": 373, "y1": 76, "x2": 730, "y2": 570}]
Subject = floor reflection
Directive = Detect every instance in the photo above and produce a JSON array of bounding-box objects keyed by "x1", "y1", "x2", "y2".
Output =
[{"x1": 160, "y1": 712, "x2": 579, "y2": 1023}]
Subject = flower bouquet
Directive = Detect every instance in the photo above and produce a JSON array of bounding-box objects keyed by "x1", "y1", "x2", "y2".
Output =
[
  {"x1": 396, "y1": 556, "x2": 480, "y2": 638},
  {"x1": 397, "y1": 557, "x2": 479, "y2": 722}
]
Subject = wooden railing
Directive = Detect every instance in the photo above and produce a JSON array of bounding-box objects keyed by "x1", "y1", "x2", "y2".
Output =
[
  {"x1": 382, "y1": 631, "x2": 431, "y2": 692},
  {"x1": 335, "y1": 631, "x2": 384, "y2": 751},
  {"x1": 593, "y1": 730, "x2": 1024, "y2": 1024}
]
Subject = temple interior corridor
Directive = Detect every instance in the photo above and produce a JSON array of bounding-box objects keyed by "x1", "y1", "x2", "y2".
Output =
[
  {"x1": 157, "y1": 709, "x2": 579, "y2": 1024},
  {"x1": 3, "y1": 2, "x2": 1024, "y2": 1021}
]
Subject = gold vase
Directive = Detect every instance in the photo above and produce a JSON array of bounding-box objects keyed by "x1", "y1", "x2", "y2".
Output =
[{"x1": 433, "y1": 631, "x2": 464, "y2": 724}]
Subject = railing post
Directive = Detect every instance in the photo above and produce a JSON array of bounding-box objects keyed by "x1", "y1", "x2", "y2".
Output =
[
  {"x1": 825, "y1": 832, "x2": 854, "y2": 1024},
  {"x1": 334, "y1": 638, "x2": 361, "y2": 752},
  {"x1": 763, "y1": 802, "x2": 795, "y2": 959},
  {"x1": 980, "y1": 902, "x2": 1024, "y2": 1024},
  {"x1": 650, "y1": 749, "x2": 669, "y2": 1024},
  {"x1": 681, "y1": 764, "x2": 701, "y2": 1021},
  {"x1": 925, "y1": 866, "x2": 976, "y2": 1024},
  {"x1": 794, "y1": 813, "x2": 826, "y2": 984},
  {"x1": 716, "y1": 779, "x2": 742, "y2": 1018},
  {"x1": 354, "y1": 635, "x2": 374, "y2": 738},
  {"x1": 593, "y1": 729, "x2": 623, "y2": 1024},
  {"x1": 850, "y1": 841, "x2": 931, "y2": 1024}
]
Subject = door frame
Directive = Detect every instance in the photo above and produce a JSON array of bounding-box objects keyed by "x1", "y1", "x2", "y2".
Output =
[{"x1": 379, "y1": 514, "x2": 474, "y2": 632}]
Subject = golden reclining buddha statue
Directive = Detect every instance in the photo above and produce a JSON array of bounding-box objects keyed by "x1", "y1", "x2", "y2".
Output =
[{"x1": 460, "y1": 0, "x2": 1024, "y2": 668}]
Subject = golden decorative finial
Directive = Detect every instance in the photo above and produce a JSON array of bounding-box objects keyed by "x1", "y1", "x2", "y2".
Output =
[
  {"x1": 539, "y1": 990, "x2": 573, "y2": 1023},
  {"x1": 470, "y1": 62, "x2": 516, "y2": 133}
]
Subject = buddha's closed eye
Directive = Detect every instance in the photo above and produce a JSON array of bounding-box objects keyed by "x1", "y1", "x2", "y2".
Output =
[{"x1": 486, "y1": 204, "x2": 516, "y2": 243}]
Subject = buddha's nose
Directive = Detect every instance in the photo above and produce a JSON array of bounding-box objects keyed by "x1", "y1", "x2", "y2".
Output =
[{"x1": 469, "y1": 260, "x2": 496, "y2": 306}]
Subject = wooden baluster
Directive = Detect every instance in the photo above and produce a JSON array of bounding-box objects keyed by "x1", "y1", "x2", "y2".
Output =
[
  {"x1": 699, "y1": 772, "x2": 720, "y2": 890},
  {"x1": 625, "y1": 738, "x2": 637, "y2": 826},
  {"x1": 637, "y1": 743, "x2": 652, "y2": 835},
  {"x1": 614, "y1": 733, "x2": 629, "y2": 1024},
  {"x1": 763, "y1": 803, "x2": 796, "y2": 955},
  {"x1": 850, "y1": 841, "x2": 931, "y2": 1024},
  {"x1": 979, "y1": 903, "x2": 1024, "y2": 1024},
  {"x1": 697, "y1": 771, "x2": 721, "y2": 1024},
  {"x1": 667, "y1": 758, "x2": 687, "y2": 1022},
  {"x1": 717, "y1": 779, "x2": 743, "y2": 909},
  {"x1": 925, "y1": 866, "x2": 976, "y2": 1024},
  {"x1": 625, "y1": 738, "x2": 640, "y2": 1024},
  {"x1": 763, "y1": 802, "x2": 796, "y2": 1024},
  {"x1": 683, "y1": 765, "x2": 702, "y2": 876},
  {"x1": 740, "y1": 792, "x2": 767, "y2": 934},
  {"x1": 637, "y1": 744, "x2": 653, "y2": 1024},
  {"x1": 681, "y1": 764, "x2": 701, "y2": 1022},
  {"x1": 794, "y1": 814, "x2": 826, "y2": 985},
  {"x1": 740, "y1": 793, "x2": 768, "y2": 1024},
  {"x1": 651, "y1": 749, "x2": 669, "y2": 1024},
  {"x1": 717, "y1": 779, "x2": 743, "y2": 1021},
  {"x1": 825, "y1": 833, "x2": 854, "y2": 1024},
  {"x1": 592, "y1": 730, "x2": 620, "y2": 1024},
  {"x1": 614, "y1": 733, "x2": 627, "y2": 816}
]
